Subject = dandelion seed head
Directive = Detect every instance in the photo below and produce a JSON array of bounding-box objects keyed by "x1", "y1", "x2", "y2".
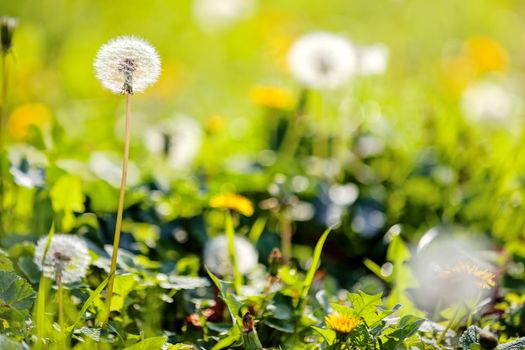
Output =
[
  {"x1": 34, "y1": 234, "x2": 90, "y2": 283},
  {"x1": 287, "y1": 32, "x2": 356, "y2": 90},
  {"x1": 94, "y1": 36, "x2": 161, "y2": 94},
  {"x1": 204, "y1": 235, "x2": 258, "y2": 276}
]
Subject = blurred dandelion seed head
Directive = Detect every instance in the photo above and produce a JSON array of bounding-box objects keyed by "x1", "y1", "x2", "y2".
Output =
[
  {"x1": 204, "y1": 234, "x2": 258, "y2": 276},
  {"x1": 356, "y1": 44, "x2": 389, "y2": 76},
  {"x1": 287, "y1": 32, "x2": 356, "y2": 89},
  {"x1": 34, "y1": 234, "x2": 90, "y2": 283},
  {"x1": 193, "y1": 0, "x2": 257, "y2": 33},
  {"x1": 461, "y1": 80, "x2": 519, "y2": 124},
  {"x1": 209, "y1": 193, "x2": 254, "y2": 216},
  {"x1": 144, "y1": 115, "x2": 203, "y2": 170},
  {"x1": 412, "y1": 230, "x2": 495, "y2": 309},
  {"x1": 325, "y1": 313, "x2": 360, "y2": 334},
  {"x1": 94, "y1": 36, "x2": 161, "y2": 94}
]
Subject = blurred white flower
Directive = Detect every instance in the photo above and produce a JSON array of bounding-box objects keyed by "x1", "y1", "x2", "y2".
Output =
[
  {"x1": 34, "y1": 234, "x2": 90, "y2": 283},
  {"x1": 8, "y1": 144, "x2": 47, "y2": 189},
  {"x1": 193, "y1": 0, "x2": 257, "y2": 32},
  {"x1": 143, "y1": 114, "x2": 203, "y2": 170},
  {"x1": 89, "y1": 151, "x2": 140, "y2": 188},
  {"x1": 411, "y1": 232, "x2": 495, "y2": 310},
  {"x1": 94, "y1": 36, "x2": 161, "y2": 94},
  {"x1": 204, "y1": 235, "x2": 258, "y2": 276},
  {"x1": 461, "y1": 80, "x2": 520, "y2": 124},
  {"x1": 287, "y1": 32, "x2": 357, "y2": 89},
  {"x1": 355, "y1": 44, "x2": 389, "y2": 76}
]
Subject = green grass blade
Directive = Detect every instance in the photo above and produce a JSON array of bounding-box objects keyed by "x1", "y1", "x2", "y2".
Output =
[
  {"x1": 33, "y1": 276, "x2": 51, "y2": 349},
  {"x1": 41, "y1": 222, "x2": 55, "y2": 265},
  {"x1": 67, "y1": 273, "x2": 112, "y2": 339},
  {"x1": 248, "y1": 215, "x2": 267, "y2": 244},
  {"x1": 225, "y1": 210, "x2": 242, "y2": 295},
  {"x1": 297, "y1": 227, "x2": 332, "y2": 314}
]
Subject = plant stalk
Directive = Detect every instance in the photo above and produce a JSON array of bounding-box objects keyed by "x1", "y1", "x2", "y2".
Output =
[
  {"x1": 57, "y1": 271, "x2": 65, "y2": 332},
  {"x1": 102, "y1": 93, "x2": 132, "y2": 325},
  {"x1": 0, "y1": 52, "x2": 8, "y2": 236},
  {"x1": 437, "y1": 303, "x2": 461, "y2": 345},
  {"x1": 225, "y1": 209, "x2": 242, "y2": 294}
]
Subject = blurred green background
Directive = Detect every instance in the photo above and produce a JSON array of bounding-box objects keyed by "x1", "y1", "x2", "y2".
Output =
[{"x1": 2, "y1": 0, "x2": 525, "y2": 286}]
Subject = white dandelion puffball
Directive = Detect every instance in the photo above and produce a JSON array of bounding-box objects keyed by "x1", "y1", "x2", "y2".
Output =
[
  {"x1": 34, "y1": 234, "x2": 91, "y2": 283},
  {"x1": 143, "y1": 114, "x2": 203, "y2": 170},
  {"x1": 461, "y1": 80, "x2": 519, "y2": 124},
  {"x1": 193, "y1": 0, "x2": 257, "y2": 33},
  {"x1": 287, "y1": 32, "x2": 357, "y2": 90},
  {"x1": 204, "y1": 235, "x2": 258, "y2": 276},
  {"x1": 94, "y1": 36, "x2": 161, "y2": 94},
  {"x1": 356, "y1": 44, "x2": 389, "y2": 76}
]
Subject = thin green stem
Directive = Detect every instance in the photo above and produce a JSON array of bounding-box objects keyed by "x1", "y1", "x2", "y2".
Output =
[
  {"x1": 57, "y1": 272, "x2": 65, "y2": 334},
  {"x1": 0, "y1": 52, "x2": 8, "y2": 236},
  {"x1": 437, "y1": 303, "x2": 461, "y2": 345},
  {"x1": 225, "y1": 209, "x2": 242, "y2": 294},
  {"x1": 280, "y1": 216, "x2": 292, "y2": 264},
  {"x1": 276, "y1": 89, "x2": 308, "y2": 167},
  {"x1": 102, "y1": 93, "x2": 132, "y2": 325}
]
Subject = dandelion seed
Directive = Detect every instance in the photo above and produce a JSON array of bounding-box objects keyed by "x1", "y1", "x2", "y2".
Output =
[
  {"x1": 324, "y1": 313, "x2": 361, "y2": 334},
  {"x1": 34, "y1": 234, "x2": 90, "y2": 283},
  {"x1": 94, "y1": 36, "x2": 161, "y2": 94},
  {"x1": 8, "y1": 144, "x2": 47, "y2": 189},
  {"x1": 209, "y1": 193, "x2": 254, "y2": 216},
  {"x1": 204, "y1": 234, "x2": 258, "y2": 276},
  {"x1": 287, "y1": 32, "x2": 356, "y2": 90}
]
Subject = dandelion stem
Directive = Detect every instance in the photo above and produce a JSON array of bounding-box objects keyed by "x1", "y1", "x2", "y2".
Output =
[
  {"x1": 277, "y1": 89, "x2": 308, "y2": 166},
  {"x1": 280, "y1": 216, "x2": 292, "y2": 264},
  {"x1": 225, "y1": 209, "x2": 242, "y2": 294},
  {"x1": 103, "y1": 93, "x2": 132, "y2": 325},
  {"x1": 57, "y1": 271, "x2": 65, "y2": 334},
  {"x1": 0, "y1": 51, "x2": 8, "y2": 236},
  {"x1": 437, "y1": 302, "x2": 461, "y2": 345}
]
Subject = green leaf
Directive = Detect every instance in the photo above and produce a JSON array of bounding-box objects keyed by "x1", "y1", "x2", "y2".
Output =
[
  {"x1": 311, "y1": 326, "x2": 336, "y2": 345},
  {"x1": 211, "y1": 326, "x2": 241, "y2": 350},
  {"x1": 68, "y1": 274, "x2": 111, "y2": 336},
  {"x1": 50, "y1": 175, "x2": 84, "y2": 231},
  {"x1": 206, "y1": 267, "x2": 243, "y2": 349},
  {"x1": 497, "y1": 337, "x2": 525, "y2": 349},
  {"x1": 459, "y1": 326, "x2": 480, "y2": 350},
  {"x1": 0, "y1": 253, "x2": 14, "y2": 272},
  {"x1": 123, "y1": 336, "x2": 167, "y2": 350},
  {"x1": 348, "y1": 291, "x2": 383, "y2": 326},
  {"x1": 110, "y1": 274, "x2": 137, "y2": 312},
  {"x1": 297, "y1": 227, "x2": 332, "y2": 314},
  {"x1": 0, "y1": 270, "x2": 35, "y2": 316}
]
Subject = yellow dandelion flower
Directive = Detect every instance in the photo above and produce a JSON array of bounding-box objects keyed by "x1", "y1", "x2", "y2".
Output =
[
  {"x1": 465, "y1": 36, "x2": 508, "y2": 73},
  {"x1": 438, "y1": 261, "x2": 496, "y2": 289},
  {"x1": 249, "y1": 85, "x2": 294, "y2": 110},
  {"x1": 8, "y1": 103, "x2": 52, "y2": 140},
  {"x1": 324, "y1": 313, "x2": 361, "y2": 334},
  {"x1": 205, "y1": 115, "x2": 225, "y2": 134},
  {"x1": 210, "y1": 193, "x2": 254, "y2": 217}
]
